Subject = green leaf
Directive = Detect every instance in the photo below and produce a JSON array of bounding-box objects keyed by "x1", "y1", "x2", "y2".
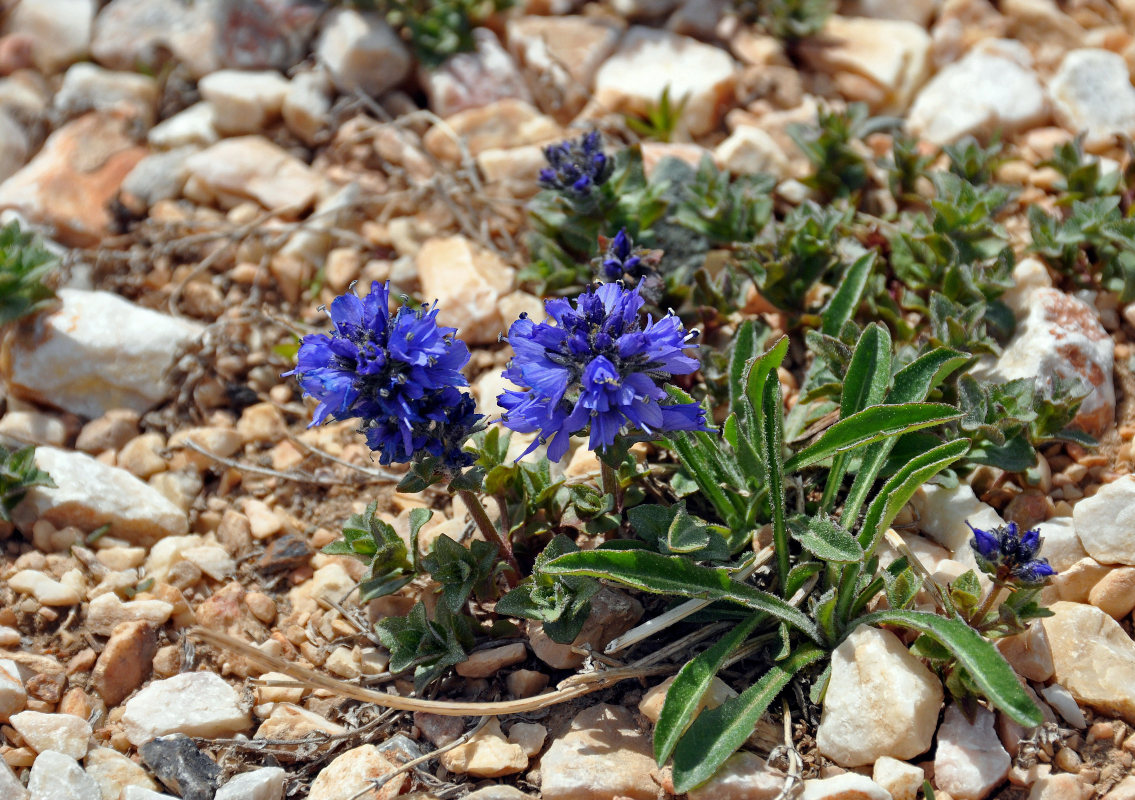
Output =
[
  {"x1": 421, "y1": 535, "x2": 498, "y2": 613},
  {"x1": 760, "y1": 369, "x2": 790, "y2": 591},
  {"x1": 856, "y1": 610, "x2": 1042, "y2": 727},
  {"x1": 0, "y1": 445, "x2": 54, "y2": 522},
  {"x1": 670, "y1": 643, "x2": 825, "y2": 792},
  {"x1": 498, "y1": 535, "x2": 599, "y2": 644},
  {"x1": 544, "y1": 549, "x2": 822, "y2": 643},
  {"x1": 949, "y1": 570, "x2": 983, "y2": 617},
  {"x1": 822, "y1": 251, "x2": 876, "y2": 337},
  {"x1": 785, "y1": 403, "x2": 962, "y2": 474},
  {"x1": 788, "y1": 515, "x2": 863, "y2": 563},
  {"x1": 0, "y1": 221, "x2": 58, "y2": 327},
  {"x1": 654, "y1": 615, "x2": 763, "y2": 765},
  {"x1": 407, "y1": 507, "x2": 433, "y2": 573},
  {"x1": 729, "y1": 320, "x2": 761, "y2": 417}
]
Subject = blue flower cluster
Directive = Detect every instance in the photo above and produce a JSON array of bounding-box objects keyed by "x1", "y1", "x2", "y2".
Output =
[
  {"x1": 498, "y1": 282, "x2": 709, "y2": 462},
  {"x1": 539, "y1": 131, "x2": 613, "y2": 196},
  {"x1": 967, "y1": 520, "x2": 1055, "y2": 585},
  {"x1": 285, "y1": 282, "x2": 481, "y2": 468},
  {"x1": 601, "y1": 229, "x2": 645, "y2": 282}
]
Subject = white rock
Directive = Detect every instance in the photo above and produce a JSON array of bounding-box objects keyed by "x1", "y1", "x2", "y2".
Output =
[
  {"x1": 183, "y1": 136, "x2": 321, "y2": 216},
  {"x1": 0, "y1": 757, "x2": 27, "y2": 800},
  {"x1": 1048, "y1": 49, "x2": 1135, "y2": 150},
  {"x1": 935, "y1": 704, "x2": 1010, "y2": 800},
  {"x1": 1040, "y1": 682, "x2": 1087, "y2": 728},
  {"x1": 422, "y1": 28, "x2": 531, "y2": 118},
  {"x1": 873, "y1": 756, "x2": 924, "y2": 800},
  {"x1": 0, "y1": 658, "x2": 26, "y2": 721},
  {"x1": 315, "y1": 8, "x2": 411, "y2": 98},
  {"x1": 687, "y1": 751, "x2": 785, "y2": 800},
  {"x1": 439, "y1": 718, "x2": 528, "y2": 778},
  {"x1": 0, "y1": 110, "x2": 29, "y2": 184},
  {"x1": 91, "y1": 0, "x2": 218, "y2": 78},
  {"x1": 54, "y1": 63, "x2": 158, "y2": 126},
  {"x1": 27, "y1": 750, "x2": 100, "y2": 800},
  {"x1": 417, "y1": 235, "x2": 513, "y2": 345},
  {"x1": 4, "y1": 0, "x2": 94, "y2": 74},
  {"x1": 143, "y1": 534, "x2": 205, "y2": 582},
  {"x1": 1042, "y1": 601, "x2": 1135, "y2": 724},
  {"x1": 307, "y1": 744, "x2": 406, "y2": 800},
  {"x1": 714, "y1": 126, "x2": 790, "y2": 178},
  {"x1": 147, "y1": 102, "x2": 219, "y2": 150},
  {"x1": 0, "y1": 410, "x2": 68, "y2": 448},
  {"x1": 845, "y1": 0, "x2": 940, "y2": 25},
  {"x1": 1072, "y1": 475, "x2": 1135, "y2": 564},
  {"x1": 11, "y1": 710, "x2": 91, "y2": 760},
  {"x1": 3, "y1": 289, "x2": 202, "y2": 419},
  {"x1": 801, "y1": 773, "x2": 893, "y2": 800},
  {"x1": 539, "y1": 704, "x2": 658, "y2": 800},
  {"x1": 84, "y1": 746, "x2": 161, "y2": 799},
  {"x1": 8, "y1": 570, "x2": 81, "y2": 606},
  {"x1": 283, "y1": 70, "x2": 332, "y2": 146},
  {"x1": 1000, "y1": 257, "x2": 1054, "y2": 319},
  {"x1": 215, "y1": 767, "x2": 285, "y2": 800},
  {"x1": 11, "y1": 447, "x2": 188, "y2": 547},
  {"x1": 910, "y1": 483, "x2": 1005, "y2": 554},
  {"x1": 122, "y1": 789, "x2": 178, "y2": 800},
  {"x1": 908, "y1": 39, "x2": 1047, "y2": 144},
  {"x1": 198, "y1": 70, "x2": 290, "y2": 136},
  {"x1": 86, "y1": 592, "x2": 173, "y2": 637},
  {"x1": 816, "y1": 624, "x2": 943, "y2": 766},
  {"x1": 123, "y1": 671, "x2": 251, "y2": 745},
  {"x1": 1035, "y1": 516, "x2": 1087, "y2": 572},
  {"x1": 592, "y1": 27, "x2": 737, "y2": 137},
  {"x1": 799, "y1": 15, "x2": 931, "y2": 112},
  {"x1": 182, "y1": 545, "x2": 236, "y2": 581}
]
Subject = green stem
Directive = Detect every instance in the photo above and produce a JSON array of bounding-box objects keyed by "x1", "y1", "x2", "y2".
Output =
[
  {"x1": 972, "y1": 583, "x2": 1005, "y2": 629},
  {"x1": 458, "y1": 489, "x2": 520, "y2": 587}
]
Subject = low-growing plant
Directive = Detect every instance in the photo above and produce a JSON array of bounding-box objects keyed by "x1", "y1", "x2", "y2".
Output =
[
  {"x1": 624, "y1": 86, "x2": 689, "y2": 144},
  {"x1": 734, "y1": 0, "x2": 836, "y2": 41},
  {"x1": 341, "y1": 0, "x2": 513, "y2": 67},
  {"x1": 0, "y1": 445, "x2": 54, "y2": 523},
  {"x1": 0, "y1": 220, "x2": 57, "y2": 326}
]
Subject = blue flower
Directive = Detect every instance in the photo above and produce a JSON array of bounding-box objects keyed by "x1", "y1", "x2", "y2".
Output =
[
  {"x1": 967, "y1": 520, "x2": 1056, "y2": 584},
  {"x1": 498, "y1": 283, "x2": 709, "y2": 461},
  {"x1": 539, "y1": 131, "x2": 613, "y2": 196},
  {"x1": 601, "y1": 228, "x2": 645, "y2": 281},
  {"x1": 285, "y1": 281, "x2": 481, "y2": 467}
]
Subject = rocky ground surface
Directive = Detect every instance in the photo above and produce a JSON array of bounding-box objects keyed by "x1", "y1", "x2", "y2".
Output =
[{"x1": 3, "y1": 0, "x2": 1135, "y2": 799}]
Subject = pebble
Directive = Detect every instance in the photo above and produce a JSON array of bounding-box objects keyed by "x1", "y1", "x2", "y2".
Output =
[
  {"x1": 183, "y1": 136, "x2": 321, "y2": 217},
  {"x1": 236, "y1": 403, "x2": 288, "y2": 444},
  {"x1": 539, "y1": 704, "x2": 658, "y2": 800},
  {"x1": 92, "y1": 621, "x2": 157, "y2": 705},
  {"x1": 0, "y1": 658, "x2": 27, "y2": 720},
  {"x1": 422, "y1": 97, "x2": 560, "y2": 163},
  {"x1": 117, "y1": 433, "x2": 168, "y2": 479},
  {"x1": 315, "y1": 8, "x2": 411, "y2": 98},
  {"x1": 85, "y1": 746, "x2": 162, "y2": 799},
  {"x1": 687, "y1": 750, "x2": 785, "y2": 800},
  {"x1": 254, "y1": 703, "x2": 346, "y2": 741},
  {"x1": 244, "y1": 498, "x2": 284, "y2": 539},
  {"x1": 907, "y1": 39, "x2": 1048, "y2": 144},
  {"x1": 90, "y1": 0, "x2": 218, "y2": 77},
  {"x1": 140, "y1": 734, "x2": 220, "y2": 800},
  {"x1": 53, "y1": 62, "x2": 158, "y2": 126},
  {"x1": 714, "y1": 126, "x2": 791, "y2": 178},
  {"x1": 1053, "y1": 556, "x2": 1110, "y2": 602},
  {"x1": 910, "y1": 483, "x2": 1005, "y2": 553},
  {"x1": 1029, "y1": 773, "x2": 1090, "y2": 800},
  {"x1": 417, "y1": 235, "x2": 512, "y2": 345},
  {"x1": 439, "y1": 718, "x2": 528, "y2": 778},
  {"x1": 464, "y1": 788, "x2": 535, "y2": 800},
  {"x1": 8, "y1": 569, "x2": 82, "y2": 606},
  {"x1": 591, "y1": 27, "x2": 737, "y2": 137},
  {"x1": 935, "y1": 704, "x2": 1010, "y2": 800},
  {"x1": 0, "y1": 108, "x2": 28, "y2": 184},
  {"x1": 283, "y1": 69, "x2": 332, "y2": 146},
  {"x1": 1042, "y1": 602, "x2": 1135, "y2": 723},
  {"x1": 307, "y1": 744, "x2": 406, "y2": 800},
  {"x1": 0, "y1": 410, "x2": 67, "y2": 448},
  {"x1": 506, "y1": 668, "x2": 549, "y2": 699},
  {"x1": 816, "y1": 624, "x2": 943, "y2": 767},
  {"x1": 873, "y1": 756, "x2": 924, "y2": 800},
  {"x1": 508, "y1": 722, "x2": 546, "y2": 757},
  {"x1": 148, "y1": 103, "x2": 219, "y2": 150},
  {"x1": 455, "y1": 643, "x2": 528, "y2": 678},
  {"x1": 87, "y1": 592, "x2": 173, "y2": 636},
  {"x1": 10, "y1": 710, "x2": 91, "y2": 760},
  {"x1": 5, "y1": 0, "x2": 94, "y2": 74},
  {"x1": 1039, "y1": 682, "x2": 1087, "y2": 728},
  {"x1": 198, "y1": 69, "x2": 290, "y2": 136},
  {"x1": 1089, "y1": 566, "x2": 1135, "y2": 618},
  {"x1": 215, "y1": 766, "x2": 286, "y2": 800},
  {"x1": 0, "y1": 757, "x2": 28, "y2": 800},
  {"x1": 182, "y1": 545, "x2": 236, "y2": 581},
  {"x1": 995, "y1": 622, "x2": 1054, "y2": 682},
  {"x1": 1048, "y1": 49, "x2": 1135, "y2": 150},
  {"x1": 123, "y1": 672, "x2": 251, "y2": 745},
  {"x1": 638, "y1": 674, "x2": 736, "y2": 723},
  {"x1": 1072, "y1": 475, "x2": 1135, "y2": 565},
  {"x1": 26, "y1": 750, "x2": 100, "y2": 800},
  {"x1": 800, "y1": 773, "x2": 892, "y2": 800},
  {"x1": 422, "y1": 28, "x2": 531, "y2": 118}
]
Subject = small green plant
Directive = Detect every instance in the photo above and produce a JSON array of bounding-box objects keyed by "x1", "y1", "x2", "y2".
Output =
[
  {"x1": 0, "y1": 445, "x2": 54, "y2": 523},
  {"x1": 789, "y1": 103, "x2": 896, "y2": 201},
  {"x1": 624, "y1": 87, "x2": 689, "y2": 143},
  {"x1": 943, "y1": 135, "x2": 1005, "y2": 186},
  {"x1": 345, "y1": 0, "x2": 513, "y2": 67},
  {"x1": 0, "y1": 220, "x2": 57, "y2": 326},
  {"x1": 1029, "y1": 196, "x2": 1135, "y2": 301},
  {"x1": 734, "y1": 0, "x2": 836, "y2": 41}
]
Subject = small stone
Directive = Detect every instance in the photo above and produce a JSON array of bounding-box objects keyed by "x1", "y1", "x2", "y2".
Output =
[
  {"x1": 1049, "y1": 49, "x2": 1135, "y2": 150},
  {"x1": 639, "y1": 674, "x2": 736, "y2": 723},
  {"x1": 256, "y1": 534, "x2": 311, "y2": 574},
  {"x1": 687, "y1": 750, "x2": 785, "y2": 800},
  {"x1": 0, "y1": 757, "x2": 28, "y2": 800},
  {"x1": 506, "y1": 669, "x2": 549, "y2": 699},
  {"x1": 139, "y1": 734, "x2": 220, "y2": 800},
  {"x1": 87, "y1": 592, "x2": 173, "y2": 636},
  {"x1": 85, "y1": 746, "x2": 162, "y2": 799},
  {"x1": 243, "y1": 498, "x2": 284, "y2": 539},
  {"x1": 422, "y1": 28, "x2": 531, "y2": 118},
  {"x1": 910, "y1": 483, "x2": 1006, "y2": 553},
  {"x1": 456, "y1": 643, "x2": 527, "y2": 678},
  {"x1": 714, "y1": 126, "x2": 790, "y2": 178},
  {"x1": 539, "y1": 704, "x2": 658, "y2": 800},
  {"x1": 76, "y1": 410, "x2": 140, "y2": 454},
  {"x1": 1089, "y1": 566, "x2": 1135, "y2": 619},
  {"x1": 1036, "y1": 516, "x2": 1087, "y2": 573},
  {"x1": 236, "y1": 403, "x2": 287, "y2": 444},
  {"x1": 117, "y1": 433, "x2": 168, "y2": 479},
  {"x1": 508, "y1": 722, "x2": 546, "y2": 757},
  {"x1": 283, "y1": 69, "x2": 332, "y2": 146},
  {"x1": 440, "y1": 718, "x2": 528, "y2": 778},
  {"x1": 307, "y1": 744, "x2": 406, "y2": 800},
  {"x1": 1053, "y1": 557, "x2": 1110, "y2": 603},
  {"x1": 123, "y1": 672, "x2": 251, "y2": 745},
  {"x1": 935, "y1": 704, "x2": 1010, "y2": 800},
  {"x1": 1039, "y1": 683, "x2": 1087, "y2": 728},
  {"x1": 10, "y1": 710, "x2": 92, "y2": 759},
  {"x1": 0, "y1": 659, "x2": 27, "y2": 721},
  {"x1": 907, "y1": 39, "x2": 1048, "y2": 144},
  {"x1": 148, "y1": 103, "x2": 218, "y2": 150},
  {"x1": 801, "y1": 773, "x2": 892, "y2": 800},
  {"x1": 873, "y1": 756, "x2": 924, "y2": 800},
  {"x1": 182, "y1": 546, "x2": 236, "y2": 581},
  {"x1": 198, "y1": 70, "x2": 289, "y2": 136},
  {"x1": 421, "y1": 98, "x2": 560, "y2": 163},
  {"x1": 0, "y1": 410, "x2": 67, "y2": 448},
  {"x1": 1041, "y1": 601, "x2": 1135, "y2": 721},
  {"x1": 8, "y1": 570, "x2": 82, "y2": 606},
  {"x1": 1029, "y1": 773, "x2": 1089, "y2": 800},
  {"x1": 816, "y1": 624, "x2": 943, "y2": 767},
  {"x1": 26, "y1": 750, "x2": 100, "y2": 800},
  {"x1": 464, "y1": 788, "x2": 534, "y2": 800},
  {"x1": 5, "y1": 0, "x2": 94, "y2": 74},
  {"x1": 1073, "y1": 475, "x2": 1135, "y2": 565},
  {"x1": 1103, "y1": 776, "x2": 1135, "y2": 800},
  {"x1": 90, "y1": 0, "x2": 218, "y2": 78},
  {"x1": 122, "y1": 789, "x2": 178, "y2": 800},
  {"x1": 255, "y1": 703, "x2": 346, "y2": 741},
  {"x1": 215, "y1": 766, "x2": 285, "y2": 800},
  {"x1": 92, "y1": 621, "x2": 157, "y2": 706},
  {"x1": 53, "y1": 63, "x2": 158, "y2": 126},
  {"x1": 184, "y1": 136, "x2": 321, "y2": 216},
  {"x1": 315, "y1": 8, "x2": 411, "y2": 98},
  {"x1": 417, "y1": 235, "x2": 512, "y2": 345},
  {"x1": 995, "y1": 622, "x2": 1054, "y2": 682}
]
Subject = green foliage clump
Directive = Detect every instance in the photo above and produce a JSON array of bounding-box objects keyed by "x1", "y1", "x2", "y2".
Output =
[
  {"x1": 0, "y1": 221, "x2": 57, "y2": 326},
  {"x1": 0, "y1": 445, "x2": 54, "y2": 523},
  {"x1": 342, "y1": 0, "x2": 512, "y2": 67},
  {"x1": 734, "y1": 0, "x2": 836, "y2": 41}
]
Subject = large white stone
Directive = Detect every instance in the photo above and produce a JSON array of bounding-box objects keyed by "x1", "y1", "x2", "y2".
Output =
[
  {"x1": 3, "y1": 289, "x2": 202, "y2": 418},
  {"x1": 687, "y1": 751, "x2": 785, "y2": 800},
  {"x1": 85, "y1": 746, "x2": 162, "y2": 799},
  {"x1": 27, "y1": 750, "x2": 100, "y2": 800},
  {"x1": 11, "y1": 447, "x2": 188, "y2": 547},
  {"x1": 1072, "y1": 475, "x2": 1135, "y2": 565},
  {"x1": 11, "y1": 710, "x2": 92, "y2": 760},
  {"x1": 215, "y1": 767, "x2": 285, "y2": 800},
  {"x1": 198, "y1": 70, "x2": 290, "y2": 136},
  {"x1": 935, "y1": 704, "x2": 1010, "y2": 800},
  {"x1": 910, "y1": 483, "x2": 1005, "y2": 554},
  {"x1": 315, "y1": 8, "x2": 411, "y2": 98},
  {"x1": 1035, "y1": 516, "x2": 1087, "y2": 572},
  {"x1": 592, "y1": 27, "x2": 737, "y2": 137},
  {"x1": 908, "y1": 39, "x2": 1047, "y2": 144},
  {"x1": 1041, "y1": 601, "x2": 1135, "y2": 724},
  {"x1": 4, "y1": 0, "x2": 94, "y2": 74},
  {"x1": 308, "y1": 745, "x2": 406, "y2": 800},
  {"x1": 0, "y1": 658, "x2": 27, "y2": 721},
  {"x1": 183, "y1": 136, "x2": 321, "y2": 216},
  {"x1": 816, "y1": 624, "x2": 943, "y2": 767},
  {"x1": 1049, "y1": 49, "x2": 1135, "y2": 150},
  {"x1": 147, "y1": 103, "x2": 219, "y2": 150},
  {"x1": 540, "y1": 704, "x2": 658, "y2": 800},
  {"x1": 123, "y1": 672, "x2": 251, "y2": 745}
]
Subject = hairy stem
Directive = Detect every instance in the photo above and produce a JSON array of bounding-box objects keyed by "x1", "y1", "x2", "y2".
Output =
[{"x1": 458, "y1": 489, "x2": 520, "y2": 586}]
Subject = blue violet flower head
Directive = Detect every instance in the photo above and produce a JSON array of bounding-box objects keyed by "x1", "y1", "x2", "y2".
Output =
[
  {"x1": 539, "y1": 131, "x2": 613, "y2": 196},
  {"x1": 497, "y1": 282, "x2": 710, "y2": 462},
  {"x1": 601, "y1": 228, "x2": 645, "y2": 282},
  {"x1": 967, "y1": 520, "x2": 1056, "y2": 585},
  {"x1": 285, "y1": 281, "x2": 481, "y2": 468}
]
